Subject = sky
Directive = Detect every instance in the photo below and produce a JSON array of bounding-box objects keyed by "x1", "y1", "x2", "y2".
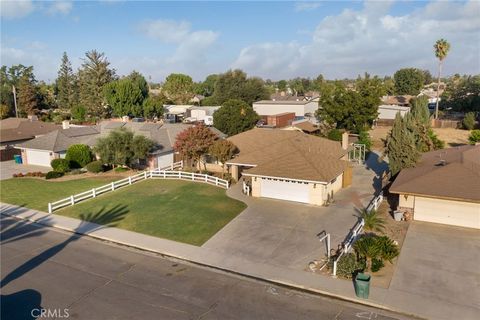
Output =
[{"x1": 1, "y1": 0, "x2": 479, "y2": 83}]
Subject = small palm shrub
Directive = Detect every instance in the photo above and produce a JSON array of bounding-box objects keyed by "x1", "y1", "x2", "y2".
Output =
[
  {"x1": 51, "y1": 158, "x2": 70, "y2": 173},
  {"x1": 354, "y1": 235, "x2": 400, "y2": 273},
  {"x1": 375, "y1": 236, "x2": 400, "y2": 263},
  {"x1": 353, "y1": 235, "x2": 381, "y2": 272},
  {"x1": 358, "y1": 208, "x2": 385, "y2": 234},
  {"x1": 371, "y1": 258, "x2": 385, "y2": 272}
]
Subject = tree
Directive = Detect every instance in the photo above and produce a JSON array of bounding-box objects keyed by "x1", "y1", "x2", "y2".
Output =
[
  {"x1": 174, "y1": 125, "x2": 216, "y2": 171},
  {"x1": 143, "y1": 94, "x2": 167, "y2": 119},
  {"x1": 163, "y1": 73, "x2": 194, "y2": 104},
  {"x1": 353, "y1": 236, "x2": 381, "y2": 273},
  {"x1": 358, "y1": 208, "x2": 385, "y2": 234},
  {"x1": 277, "y1": 80, "x2": 287, "y2": 91},
  {"x1": 384, "y1": 112, "x2": 420, "y2": 176},
  {"x1": 393, "y1": 68, "x2": 425, "y2": 95},
  {"x1": 56, "y1": 52, "x2": 77, "y2": 111},
  {"x1": 94, "y1": 129, "x2": 154, "y2": 167},
  {"x1": 71, "y1": 105, "x2": 86, "y2": 122},
  {"x1": 462, "y1": 112, "x2": 476, "y2": 130},
  {"x1": 104, "y1": 78, "x2": 145, "y2": 117},
  {"x1": 441, "y1": 75, "x2": 480, "y2": 113},
  {"x1": 422, "y1": 69, "x2": 433, "y2": 85},
  {"x1": 195, "y1": 74, "x2": 218, "y2": 97},
  {"x1": 128, "y1": 71, "x2": 149, "y2": 100},
  {"x1": 78, "y1": 50, "x2": 116, "y2": 118},
  {"x1": 65, "y1": 144, "x2": 93, "y2": 168},
  {"x1": 17, "y1": 71, "x2": 38, "y2": 116},
  {"x1": 1, "y1": 65, "x2": 35, "y2": 117},
  {"x1": 212, "y1": 69, "x2": 269, "y2": 105},
  {"x1": 209, "y1": 140, "x2": 238, "y2": 177},
  {"x1": 0, "y1": 104, "x2": 9, "y2": 119},
  {"x1": 434, "y1": 39, "x2": 451, "y2": 119},
  {"x1": 213, "y1": 99, "x2": 259, "y2": 136}
]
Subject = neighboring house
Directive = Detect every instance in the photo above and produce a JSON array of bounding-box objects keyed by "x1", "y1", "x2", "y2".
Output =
[
  {"x1": 185, "y1": 106, "x2": 221, "y2": 125},
  {"x1": 376, "y1": 95, "x2": 413, "y2": 125},
  {"x1": 0, "y1": 117, "x2": 59, "y2": 161},
  {"x1": 226, "y1": 128, "x2": 351, "y2": 205},
  {"x1": 288, "y1": 120, "x2": 320, "y2": 134},
  {"x1": 16, "y1": 120, "x2": 226, "y2": 169},
  {"x1": 253, "y1": 100, "x2": 318, "y2": 119},
  {"x1": 189, "y1": 94, "x2": 205, "y2": 105},
  {"x1": 390, "y1": 145, "x2": 480, "y2": 229}
]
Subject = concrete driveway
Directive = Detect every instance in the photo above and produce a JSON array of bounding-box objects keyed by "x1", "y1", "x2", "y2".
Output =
[
  {"x1": 0, "y1": 160, "x2": 50, "y2": 180},
  {"x1": 203, "y1": 153, "x2": 387, "y2": 271},
  {"x1": 385, "y1": 222, "x2": 480, "y2": 320}
]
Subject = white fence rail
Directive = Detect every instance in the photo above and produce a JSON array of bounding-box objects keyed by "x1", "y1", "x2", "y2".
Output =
[
  {"x1": 332, "y1": 191, "x2": 384, "y2": 277},
  {"x1": 47, "y1": 161, "x2": 229, "y2": 214}
]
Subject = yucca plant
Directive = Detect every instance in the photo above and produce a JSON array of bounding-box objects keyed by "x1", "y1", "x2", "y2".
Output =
[{"x1": 358, "y1": 208, "x2": 385, "y2": 234}]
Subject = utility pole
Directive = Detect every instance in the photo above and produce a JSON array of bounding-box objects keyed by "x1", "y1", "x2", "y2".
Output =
[{"x1": 12, "y1": 85, "x2": 18, "y2": 118}]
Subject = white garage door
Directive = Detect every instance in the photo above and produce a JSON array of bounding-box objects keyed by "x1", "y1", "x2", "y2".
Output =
[
  {"x1": 157, "y1": 152, "x2": 174, "y2": 169},
  {"x1": 415, "y1": 196, "x2": 480, "y2": 229},
  {"x1": 260, "y1": 178, "x2": 310, "y2": 203},
  {"x1": 26, "y1": 149, "x2": 52, "y2": 167}
]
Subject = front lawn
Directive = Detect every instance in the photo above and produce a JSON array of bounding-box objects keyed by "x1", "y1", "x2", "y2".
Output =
[
  {"x1": 57, "y1": 180, "x2": 245, "y2": 246},
  {"x1": 0, "y1": 177, "x2": 117, "y2": 211}
]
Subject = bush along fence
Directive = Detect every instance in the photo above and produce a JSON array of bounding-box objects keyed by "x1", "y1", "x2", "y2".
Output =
[
  {"x1": 332, "y1": 191, "x2": 383, "y2": 277},
  {"x1": 47, "y1": 161, "x2": 230, "y2": 214}
]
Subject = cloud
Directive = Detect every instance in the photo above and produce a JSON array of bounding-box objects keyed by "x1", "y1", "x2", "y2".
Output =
[
  {"x1": 294, "y1": 2, "x2": 321, "y2": 12},
  {"x1": 47, "y1": 1, "x2": 73, "y2": 15},
  {"x1": 232, "y1": 0, "x2": 480, "y2": 80},
  {"x1": 0, "y1": 0, "x2": 34, "y2": 19}
]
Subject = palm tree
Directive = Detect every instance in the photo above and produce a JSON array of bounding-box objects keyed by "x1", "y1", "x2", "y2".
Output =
[
  {"x1": 353, "y1": 236, "x2": 381, "y2": 272},
  {"x1": 358, "y1": 208, "x2": 385, "y2": 234},
  {"x1": 433, "y1": 39, "x2": 451, "y2": 119}
]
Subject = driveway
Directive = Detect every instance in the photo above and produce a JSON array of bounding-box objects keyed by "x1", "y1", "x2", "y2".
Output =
[
  {"x1": 203, "y1": 153, "x2": 387, "y2": 271},
  {"x1": 0, "y1": 160, "x2": 50, "y2": 180},
  {"x1": 385, "y1": 222, "x2": 480, "y2": 320}
]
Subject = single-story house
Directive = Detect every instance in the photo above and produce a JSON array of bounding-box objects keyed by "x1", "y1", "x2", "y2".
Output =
[
  {"x1": 226, "y1": 128, "x2": 351, "y2": 205},
  {"x1": 0, "y1": 117, "x2": 59, "y2": 161},
  {"x1": 16, "y1": 120, "x2": 226, "y2": 169},
  {"x1": 375, "y1": 95, "x2": 413, "y2": 125},
  {"x1": 253, "y1": 99, "x2": 318, "y2": 119},
  {"x1": 390, "y1": 145, "x2": 480, "y2": 229}
]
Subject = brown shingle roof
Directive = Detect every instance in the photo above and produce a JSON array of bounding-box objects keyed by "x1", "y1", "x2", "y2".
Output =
[
  {"x1": 390, "y1": 145, "x2": 480, "y2": 202},
  {"x1": 293, "y1": 121, "x2": 319, "y2": 133},
  {"x1": 0, "y1": 118, "x2": 59, "y2": 143},
  {"x1": 381, "y1": 95, "x2": 414, "y2": 106},
  {"x1": 226, "y1": 128, "x2": 347, "y2": 183}
]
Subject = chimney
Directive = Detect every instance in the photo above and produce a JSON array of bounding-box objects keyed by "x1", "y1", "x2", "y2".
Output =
[
  {"x1": 62, "y1": 120, "x2": 70, "y2": 130},
  {"x1": 341, "y1": 132, "x2": 349, "y2": 150}
]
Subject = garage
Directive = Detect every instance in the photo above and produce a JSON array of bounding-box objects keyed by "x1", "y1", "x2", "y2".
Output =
[
  {"x1": 157, "y1": 152, "x2": 174, "y2": 169},
  {"x1": 414, "y1": 196, "x2": 480, "y2": 229},
  {"x1": 25, "y1": 149, "x2": 52, "y2": 167},
  {"x1": 260, "y1": 178, "x2": 310, "y2": 203}
]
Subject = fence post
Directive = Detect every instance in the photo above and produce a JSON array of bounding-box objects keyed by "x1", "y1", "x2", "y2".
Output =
[
  {"x1": 163, "y1": 171, "x2": 166, "y2": 178},
  {"x1": 111, "y1": 182, "x2": 115, "y2": 191},
  {"x1": 129, "y1": 176, "x2": 132, "y2": 185},
  {"x1": 144, "y1": 171, "x2": 147, "y2": 179},
  {"x1": 150, "y1": 171, "x2": 153, "y2": 178},
  {"x1": 171, "y1": 163, "x2": 174, "y2": 170},
  {"x1": 226, "y1": 181, "x2": 229, "y2": 189},
  {"x1": 178, "y1": 171, "x2": 181, "y2": 179},
  {"x1": 70, "y1": 195, "x2": 75, "y2": 206},
  {"x1": 92, "y1": 188, "x2": 96, "y2": 198},
  {"x1": 205, "y1": 175, "x2": 208, "y2": 182},
  {"x1": 215, "y1": 177, "x2": 219, "y2": 186},
  {"x1": 48, "y1": 203, "x2": 52, "y2": 214},
  {"x1": 191, "y1": 172, "x2": 194, "y2": 181},
  {"x1": 333, "y1": 260, "x2": 337, "y2": 277}
]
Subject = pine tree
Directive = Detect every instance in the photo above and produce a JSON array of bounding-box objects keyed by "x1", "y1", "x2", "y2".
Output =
[
  {"x1": 17, "y1": 72, "x2": 38, "y2": 116},
  {"x1": 78, "y1": 50, "x2": 115, "y2": 118},
  {"x1": 385, "y1": 112, "x2": 420, "y2": 176},
  {"x1": 56, "y1": 52, "x2": 77, "y2": 111}
]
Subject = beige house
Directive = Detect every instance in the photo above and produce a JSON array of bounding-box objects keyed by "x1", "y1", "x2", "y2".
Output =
[
  {"x1": 390, "y1": 145, "x2": 480, "y2": 229},
  {"x1": 226, "y1": 128, "x2": 351, "y2": 205}
]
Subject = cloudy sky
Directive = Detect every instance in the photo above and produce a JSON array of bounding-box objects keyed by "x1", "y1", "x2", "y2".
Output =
[{"x1": 1, "y1": 0, "x2": 479, "y2": 82}]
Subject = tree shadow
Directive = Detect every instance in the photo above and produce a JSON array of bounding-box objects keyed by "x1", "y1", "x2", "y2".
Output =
[
  {"x1": 365, "y1": 152, "x2": 389, "y2": 196},
  {"x1": 0, "y1": 205, "x2": 128, "y2": 289},
  {"x1": 1, "y1": 289, "x2": 42, "y2": 320}
]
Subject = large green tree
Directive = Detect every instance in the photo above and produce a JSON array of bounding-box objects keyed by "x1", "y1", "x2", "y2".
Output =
[
  {"x1": 434, "y1": 39, "x2": 451, "y2": 119},
  {"x1": 195, "y1": 74, "x2": 218, "y2": 97},
  {"x1": 209, "y1": 139, "x2": 238, "y2": 177},
  {"x1": 56, "y1": 52, "x2": 78, "y2": 111},
  {"x1": 213, "y1": 99, "x2": 259, "y2": 136},
  {"x1": 163, "y1": 73, "x2": 194, "y2": 104},
  {"x1": 393, "y1": 68, "x2": 425, "y2": 95},
  {"x1": 143, "y1": 94, "x2": 169, "y2": 119},
  {"x1": 17, "y1": 71, "x2": 38, "y2": 116},
  {"x1": 128, "y1": 71, "x2": 149, "y2": 99},
  {"x1": 1, "y1": 65, "x2": 36, "y2": 117},
  {"x1": 78, "y1": 50, "x2": 116, "y2": 118},
  {"x1": 104, "y1": 78, "x2": 145, "y2": 117},
  {"x1": 212, "y1": 69, "x2": 269, "y2": 105},
  {"x1": 441, "y1": 75, "x2": 479, "y2": 112}
]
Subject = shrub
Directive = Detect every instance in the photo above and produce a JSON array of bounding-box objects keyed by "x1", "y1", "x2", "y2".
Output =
[
  {"x1": 357, "y1": 131, "x2": 372, "y2": 151},
  {"x1": 375, "y1": 236, "x2": 400, "y2": 263},
  {"x1": 371, "y1": 258, "x2": 385, "y2": 272},
  {"x1": 462, "y1": 112, "x2": 476, "y2": 130},
  {"x1": 114, "y1": 166, "x2": 129, "y2": 173},
  {"x1": 85, "y1": 160, "x2": 104, "y2": 173},
  {"x1": 46, "y1": 171, "x2": 64, "y2": 179},
  {"x1": 66, "y1": 144, "x2": 93, "y2": 168},
  {"x1": 327, "y1": 129, "x2": 342, "y2": 141},
  {"x1": 468, "y1": 130, "x2": 480, "y2": 144},
  {"x1": 51, "y1": 158, "x2": 70, "y2": 173},
  {"x1": 335, "y1": 253, "x2": 365, "y2": 279},
  {"x1": 428, "y1": 129, "x2": 445, "y2": 150}
]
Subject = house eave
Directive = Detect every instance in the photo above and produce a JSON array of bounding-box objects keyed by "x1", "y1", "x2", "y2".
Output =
[{"x1": 389, "y1": 190, "x2": 480, "y2": 204}]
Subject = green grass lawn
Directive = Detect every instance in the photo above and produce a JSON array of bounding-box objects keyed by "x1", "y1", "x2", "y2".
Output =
[
  {"x1": 1, "y1": 177, "x2": 246, "y2": 246},
  {"x1": 0, "y1": 177, "x2": 117, "y2": 212}
]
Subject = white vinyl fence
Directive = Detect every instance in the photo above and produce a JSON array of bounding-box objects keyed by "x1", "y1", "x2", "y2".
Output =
[
  {"x1": 47, "y1": 161, "x2": 229, "y2": 214},
  {"x1": 332, "y1": 191, "x2": 383, "y2": 277}
]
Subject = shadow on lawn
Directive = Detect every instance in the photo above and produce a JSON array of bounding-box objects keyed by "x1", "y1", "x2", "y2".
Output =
[{"x1": 0, "y1": 204, "x2": 129, "y2": 289}]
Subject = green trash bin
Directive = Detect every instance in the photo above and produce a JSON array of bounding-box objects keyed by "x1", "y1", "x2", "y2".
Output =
[
  {"x1": 354, "y1": 273, "x2": 371, "y2": 299},
  {"x1": 14, "y1": 155, "x2": 22, "y2": 164}
]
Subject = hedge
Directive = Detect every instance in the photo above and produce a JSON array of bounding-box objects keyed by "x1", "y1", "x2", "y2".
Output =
[
  {"x1": 66, "y1": 144, "x2": 93, "y2": 168},
  {"x1": 51, "y1": 158, "x2": 70, "y2": 173},
  {"x1": 85, "y1": 160, "x2": 104, "y2": 173},
  {"x1": 46, "y1": 171, "x2": 64, "y2": 180}
]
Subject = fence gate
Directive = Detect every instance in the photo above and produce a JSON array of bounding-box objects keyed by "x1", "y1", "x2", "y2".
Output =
[{"x1": 348, "y1": 143, "x2": 366, "y2": 164}]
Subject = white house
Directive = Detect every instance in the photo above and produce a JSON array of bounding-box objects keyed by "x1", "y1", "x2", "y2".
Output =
[{"x1": 253, "y1": 100, "x2": 318, "y2": 119}]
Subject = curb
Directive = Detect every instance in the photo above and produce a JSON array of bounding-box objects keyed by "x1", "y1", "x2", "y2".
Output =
[{"x1": 2, "y1": 210, "x2": 424, "y2": 320}]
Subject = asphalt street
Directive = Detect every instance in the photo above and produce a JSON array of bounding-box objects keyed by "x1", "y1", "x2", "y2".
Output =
[{"x1": 0, "y1": 215, "x2": 414, "y2": 320}]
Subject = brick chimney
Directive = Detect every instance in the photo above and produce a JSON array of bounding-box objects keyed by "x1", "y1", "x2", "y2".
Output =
[{"x1": 341, "y1": 132, "x2": 349, "y2": 150}]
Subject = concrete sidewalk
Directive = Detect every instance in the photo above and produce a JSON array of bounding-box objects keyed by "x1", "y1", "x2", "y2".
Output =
[{"x1": 1, "y1": 203, "x2": 476, "y2": 320}]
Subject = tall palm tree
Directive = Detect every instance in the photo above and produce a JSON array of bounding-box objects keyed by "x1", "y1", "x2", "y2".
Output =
[{"x1": 433, "y1": 39, "x2": 451, "y2": 119}]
